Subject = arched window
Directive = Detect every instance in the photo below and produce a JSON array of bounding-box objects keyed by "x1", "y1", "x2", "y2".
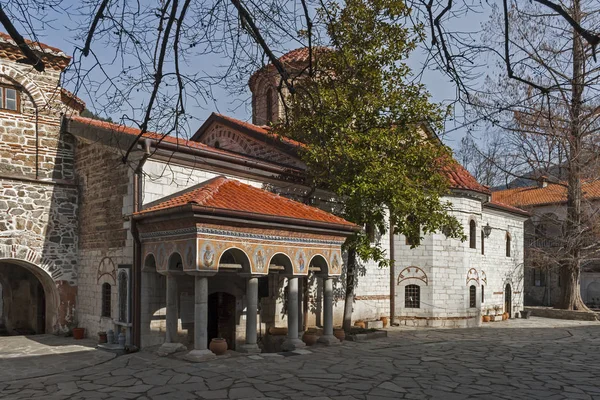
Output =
[
  {"x1": 481, "y1": 285, "x2": 485, "y2": 303},
  {"x1": 101, "y1": 283, "x2": 111, "y2": 318},
  {"x1": 266, "y1": 88, "x2": 274, "y2": 124},
  {"x1": 506, "y1": 233, "x2": 511, "y2": 257},
  {"x1": 405, "y1": 285, "x2": 420, "y2": 308},
  {"x1": 481, "y1": 230, "x2": 485, "y2": 255},
  {"x1": 469, "y1": 220, "x2": 476, "y2": 249},
  {"x1": 469, "y1": 285, "x2": 477, "y2": 308}
]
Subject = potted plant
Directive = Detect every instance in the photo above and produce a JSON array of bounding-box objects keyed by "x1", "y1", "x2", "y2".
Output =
[
  {"x1": 209, "y1": 337, "x2": 228, "y2": 355},
  {"x1": 333, "y1": 327, "x2": 345, "y2": 342},
  {"x1": 491, "y1": 305, "x2": 502, "y2": 322},
  {"x1": 72, "y1": 327, "x2": 85, "y2": 340},
  {"x1": 482, "y1": 308, "x2": 491, "y2": 323},
  {"x1": 380, "y1": 316, "x2": 388, "y2": 328},
  {"x1": 354, "y1": 320, "x2": 366, "y2": 329},
  {"x1": 302, "y1": 330, "x2": 319, "y2": 346}
]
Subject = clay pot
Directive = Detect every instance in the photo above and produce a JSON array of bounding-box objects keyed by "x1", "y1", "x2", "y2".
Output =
[
  {"x1": 333, "y1": 328, "x2": 345, "y2": 342},
  {"x1": 503, "y1": 312, "x2": 509, "y2": 320},
  {"x1": 380, "y1": 316, "x2": 388, "y2": 328},
  {"x1": 209, "y1": 338, "x2": 228, "y2": 355},
  {"x1": 72, "y1": 328, "x2": 85, "y2": 340},
  {"x1": 268, "y1": 327, "x2": 288, "y2": 335},
  {"x1": 302, "y1": 332, "x2": 318, "y2": 346},
  {"x1": 482, "y1": 315, "x2": 491, "y2": 323},
  {"x1": 354, "y1": 321, "x2": 366, "y2": 329},
  {"x1": 98, "y1": 332, "x2": 107, "y2": 344}
]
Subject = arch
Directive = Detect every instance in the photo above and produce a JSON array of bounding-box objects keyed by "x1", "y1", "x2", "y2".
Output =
[
  {"x1": 219, "y1": 247, "x2": 251, "y2": 273},
  {"x1": 469, "y1": 219, "x2": 477, "y2": 249},
  {"x1": 506, "y1": 232, "x2": 512, "y2": 257},
  {"x1": 0, "y1": 64, "x2": 48, "y2": 106},
  {"x1": 167, "y1": 252, "x2": 184, "y2": 272},
  {"x1": 143, "y1": 253, "x2": 157, "y2": 271},
  {"x1": 309, "y1": 254, "x2": 329, "y2": 276},
  {"x1": 586, "y1": 281, "x2": 600, "y2": 304},
  {"x1": 268, "y1": 252, "x2": 294, "y2": 275},
  {"x1": 0, "y1": 243, "x2": 73, "y2": 283},
  {"x1": 0, "y1": 259, "x2": 60, "y2": 334},
  {"x1": 397, "y1": 266, "x2": 428, "y2": 285},
  {"x1": 466, "y1": 268, "x2": 480, "y2": 285}
]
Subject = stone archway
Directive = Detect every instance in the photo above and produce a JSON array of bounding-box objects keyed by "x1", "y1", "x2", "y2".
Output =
[{"x1": 0, "y1": 259, "x2": 60, "y2": 334}]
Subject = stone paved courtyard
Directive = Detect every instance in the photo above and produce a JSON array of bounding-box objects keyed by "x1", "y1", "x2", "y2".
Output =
[{"x1": 2, "y1": 317, "x2": 600, "y2": 399}]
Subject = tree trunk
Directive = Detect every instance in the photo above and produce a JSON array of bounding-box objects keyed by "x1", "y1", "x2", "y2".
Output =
[
  {"x1": 556, "y1": 0, "x2": 588, "y2": 311},
  {"x1": 342, "y1": 248, "x2": 357, "y2": 331}
]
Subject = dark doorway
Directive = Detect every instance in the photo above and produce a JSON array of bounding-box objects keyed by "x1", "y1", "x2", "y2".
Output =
[
  {"x1": 505, "y1": 283, "x2": 512, "y2": 318},
  {"x1": 208, "y1": 292, "x2": 236, "y2": 350}
]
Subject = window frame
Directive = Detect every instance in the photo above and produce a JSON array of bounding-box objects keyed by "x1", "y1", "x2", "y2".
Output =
[
  {"x1": 0, "y1": 84, "x2": 20, "y2": 113},
  {"x1": 405, "y1": 284, "x2": 420, "y2": 309},
  {"x1": 481, "y1": 285, "x2": 485, "y2": 303},
  {"x1": 506, "y1": 232, "x2": 512, "y2": 257},
  {"x1": 469, "y1": 285, "x2": 477, "y2": 308},
  {"x1": 101, "y1": 282, "x2": 112, "y2": 318},
  {"x1": 265, "y1": 88, "x2": 274, "y2": 124},
  {"x1": 469, "y1": 220, "x2": 477, "y2": 249},
  {"x1": 481, "y1": 230, "x2": 485, "y2": 255}
]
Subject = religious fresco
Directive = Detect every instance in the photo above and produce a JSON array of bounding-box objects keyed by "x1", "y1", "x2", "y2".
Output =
[
  {"x1": 140, "y1": 228, "x2": 344, "y2": 276},
  {"x1": 466, "y1": 268, "x2": 480, "y2": 285}
]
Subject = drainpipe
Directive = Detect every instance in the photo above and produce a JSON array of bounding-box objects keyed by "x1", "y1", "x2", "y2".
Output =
[
  {"x1": 389, "y1": 216, "x2": 396, "y2": 326},
  {"x1": 131, "y1": 139, "x2": 152, "y2": 348}
]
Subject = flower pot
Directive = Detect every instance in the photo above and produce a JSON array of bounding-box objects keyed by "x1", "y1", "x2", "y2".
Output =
[
  {"x1": 72, "y1": 328, "x2": 85, "y2": 340},
  {"x1": 268, "y1": 327, "x2": 288, "y2": 336},
  {"x1": 503, "y1": 312, "x2": 509, "y2": 321},
  {"x1": 209, "y1": 338, "x2": 228, "y2": 355},
  {"x1": 333, "y1": 328, "x2": 345, "y2": 342},
  {"x1": 380, "y1": 317, "x2": 388, "y2": 328},
  {"x1": 98, "y1": 332, "x2": 107, "y2": 344},
  {"x1": 354, "y1": 321, "x2": 366, "y2": 329},
  {"x1": 302, "y1": 332, "x2": 318, "y2": 346},
  {"x1": 482, "y1": 315, "x2": 491, "y2": 323}
]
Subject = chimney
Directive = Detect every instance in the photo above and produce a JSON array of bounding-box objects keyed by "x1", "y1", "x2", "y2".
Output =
[{"x1": 538, "y1": 175, "x2": 548, "y2": 188}]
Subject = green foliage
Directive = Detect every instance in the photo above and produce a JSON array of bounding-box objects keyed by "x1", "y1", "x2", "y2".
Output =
[
  {"x1": 81, "y1": 109, "x2": 113, "y2": 123},
  {"x1": 275, "y1": 0, "x2": 463, "y2": 265}
]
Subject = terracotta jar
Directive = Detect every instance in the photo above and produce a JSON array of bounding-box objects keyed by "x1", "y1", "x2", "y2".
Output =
[
  {"x1": 482, "y1": 315, "x2": 491, "y2": 323},
  {"x1": 209, "y1": 338, "x2": 228, "y2": 355},
  {"x1": 380, "y1": 316, "x2": 388, "y2": 328},
  {"x1": 302, "y1": 332, "x2": 318, "y2": 346},
  {"x1": 268, "y1": 327, "x2": 288, "y2": 336},
  {"x1": 503, "y1": 312, "x2": 509, "y2": 320},
  {"x1": 333, "y1": 328, "x2": 345, "y2": 342},
  {"x1": 72, "y1": 328, "x2": 85, "y2": 340},
  {"x1": 354, "y1": 321, "x2": 366, "y2": 329}
]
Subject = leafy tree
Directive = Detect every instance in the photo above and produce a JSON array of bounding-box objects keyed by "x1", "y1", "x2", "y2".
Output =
[{"x1": 274, "y1": 0, "x2": 464, "y2": 329}]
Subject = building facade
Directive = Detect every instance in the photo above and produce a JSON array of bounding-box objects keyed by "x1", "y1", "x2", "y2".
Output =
[{"x1": 0, "y1": 37, "x2": 526, "y2": 353}]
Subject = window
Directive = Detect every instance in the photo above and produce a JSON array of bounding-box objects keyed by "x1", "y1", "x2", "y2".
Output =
[
  {"x1": 533, "y1": 269, "x2": 546, "y2": 287},
  {"x1": 405, "y1": 285, "x2": 420, "y2": 308},
  {"x1": 101, "y1": 283, "x2": 111, "y2": 318},
  {"x1": 469, "y1": 285, "x2": 477, "y2": 308},
  {"x1": 481, "y1": 230, "x2": 485, "y2": 255},
  {"x1": 506, "y1": 233, "x2": 511, "y2": 257},
  {"x1": 481, "y1": 285, "x2": 485, "y2": 303},
  {"x1": 469, "y1": 220, "x2": 476, "y2": 249},
  {"x1": 0, "y1": 86, "x2": 19, "y2": 112},
  {"x1": 266, "y1": 88, "x2": 273, "y2": 124}
]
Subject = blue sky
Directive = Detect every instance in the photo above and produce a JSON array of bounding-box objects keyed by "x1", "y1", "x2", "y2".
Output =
[{"x1": 19, "y1": 1, "x2": 489, "y2": 152}]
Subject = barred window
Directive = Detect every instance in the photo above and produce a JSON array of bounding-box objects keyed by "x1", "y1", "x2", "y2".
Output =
[
  {"x1": 469, "y1": 285, "x2": 477, "y2": 308},
  {"x1": 469, "y1": 220, "x2": 477, "y2": 249},
  {"x1": 405, "y1": 284, "x2": 420, "y2": 308},
  {"x1": 101, "y1": 283, "x2": 111, "y2": 318}
]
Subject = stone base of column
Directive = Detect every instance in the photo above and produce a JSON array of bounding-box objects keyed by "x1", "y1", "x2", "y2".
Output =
[
  {"x1": 281, "y1": 338, "x2": 306, "y2": 352},
  {"x1": 238, "y1": 343, "x2": 262, "y2": 354},
  {"x1": 184, "y1": 349, "x2": 217, "y2": 362},
  {"x1": 156, "y1": 342, "x2": 187, "y2": 357},
  {"x1": 318, "y1": 334, "x2": 341, "y2": 346}
]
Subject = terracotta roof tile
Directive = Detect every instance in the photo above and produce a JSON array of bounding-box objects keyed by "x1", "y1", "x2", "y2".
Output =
[
  {"x1": 485, "y1": 199, "x2": 530, "y2": 216},
  {"x1": 442, "y1": 160, "x2": 491, "y2": 195},
  {"x1": 492, "y1": 181, "x2": 600, "y2": 207},
  {"x1": 0, "y1": 32, "x2": 68, "y2": 57},
  {"x1": 61, "y1": 88, "x2": 86, "y2": 112},
  {"x1": 137, "y1": 176, "x2": 357, "y2": 228}
]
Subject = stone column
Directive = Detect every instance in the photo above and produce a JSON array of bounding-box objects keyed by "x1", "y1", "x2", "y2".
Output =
[
  {"x1": 185, "y1": 275, "x2": 216, "y2": 361},
  {"x1": 297, "y1": 277, "x2": 304, "y2": 338},
  {"x1": 240, "y1": 276, "x2": 261, "y2": 353},
  {"x1": 157, "y1": 273, "x2": 186, "y2": 356},
  {"x1": 282, "y1": 276, "x2": 305, "y2": 351},
  {"x1": 318, "y1": 277, "x2": 339, "y2": 345}
]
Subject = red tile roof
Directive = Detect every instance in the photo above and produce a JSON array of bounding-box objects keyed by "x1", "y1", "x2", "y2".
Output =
[
  {"x1": 442, "y1": 160, "x2": 491, "y2": 195},
  {"x1": 192, "y1": 113, "x2": 305, "y2": 150},
  {"x1": 137, "y1": 176, "x2": 358, "y2": 229},
  {"x1": 61, "y1": 88, "x2": 86, "y2": 112},
  {"x1": 485, "y1": 199, "x2": 530, "y2": 216},
  {"x1": 0, "y1": 32, "x2": 68, "y2": 57},
  {"x1": 492, "y1": 181, "x2": 600, "y2": 207},
  {"x1": 0, "y1": 32, "x2": 70, "y2": 70}
]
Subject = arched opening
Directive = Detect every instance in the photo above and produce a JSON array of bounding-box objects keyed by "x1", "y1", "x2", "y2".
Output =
[
  {"x1": 167, "y1": 252, "x2": 184, "y2": 272},
  {"x1": 0, "y1": 260, "x2": 59, "y2": 335},
  {"x1": 140, "y1": 253, "x2": 167, "y2": 347},
  {"x1": 506, "y1": 233, "x2": 512, "y2": 257},
  {"x1": 309, "y1": 254, "x2": 329, "y2": 277},
  {"x1": 469, "y1": 220, "x2": 477, "y2": 249},
  {"x1": 208, "y1": 292, "x2": 237, "y2": 350},
  {"x1": 469, "y1": 285, "x2": 477, "y2": 308},
  {"x1": 269, "y1": 253, "x2": 294, "y2": 275},
  {"x1": 505, "y1": 283, "x2": 512, "y2": 317},
  {"x1": 219, "y1": 248, "x2": 251, "y2": 273}
]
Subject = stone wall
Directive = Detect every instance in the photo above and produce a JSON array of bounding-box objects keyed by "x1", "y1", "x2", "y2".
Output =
[
  {"x1": 0, "y1": 54, "x2": 79, "y2": 333},
  {"x1": 74, "y1": 139, "x2": 132, "y2": 337}
]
